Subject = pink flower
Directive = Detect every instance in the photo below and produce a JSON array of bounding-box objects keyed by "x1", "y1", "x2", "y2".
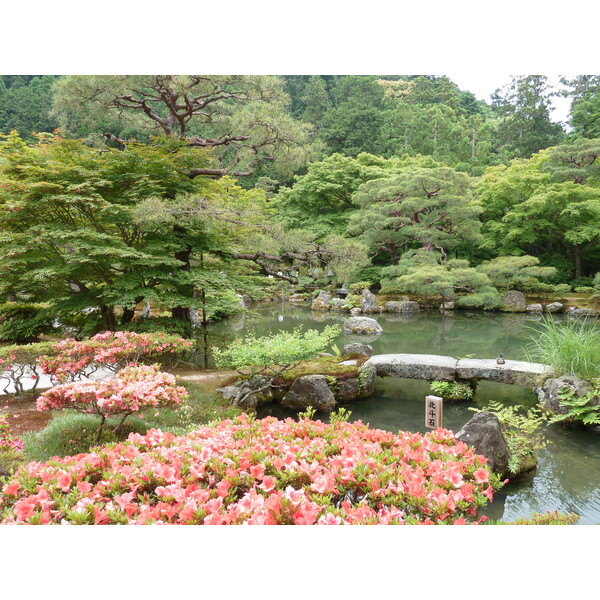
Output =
[{"x1": 259, "y1": 476, "x2": 277, "y2": 493}]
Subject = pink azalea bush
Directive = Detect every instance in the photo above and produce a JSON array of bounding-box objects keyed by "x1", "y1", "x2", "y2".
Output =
[
  {"x1": 36, "y1": 364, "x2": 189, "y2": 442},
  {"x1": 0, "y1": 415, "x2": 24, "y2": 477},
  {"x1": 0, "y1": 342, "x2": 52, "y2": 395},
  {"x1": 0, "y1": 414, "x2": 503, "y2": 525},
  {"x1": 38, "y1": 331, "x2": 194, "y2": 383}
]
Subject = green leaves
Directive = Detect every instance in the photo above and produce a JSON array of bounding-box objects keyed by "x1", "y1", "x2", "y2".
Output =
[{"x1": 212, "y1": 326, "x2": 341, "y2": 376}]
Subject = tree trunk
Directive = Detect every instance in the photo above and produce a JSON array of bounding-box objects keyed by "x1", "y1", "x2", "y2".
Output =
[
  {"x1": 574, "y1": 244, "x2": 582, "y2": 279},
  {"x1": 121, "y1": 307, "x2": 136, "y2": 325},
  {"x1": 171, "y1": 225, "x2": 193, "y2": 322},
  {"x1": 120, "y1": 297, "x2": 144, "y2": 325},
  {"x1": 100, "y1": 305, "x2": 116, "y2": 331}
]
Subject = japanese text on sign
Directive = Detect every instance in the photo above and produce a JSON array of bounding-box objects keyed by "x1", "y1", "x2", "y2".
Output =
[{"x1": 425, "y1": 395, "x2": 443, "y2": 429}]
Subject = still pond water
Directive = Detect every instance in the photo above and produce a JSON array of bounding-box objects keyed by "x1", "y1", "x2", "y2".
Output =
[{"x1": 208, "y1": 305, "x2": 600, "y2": 524}]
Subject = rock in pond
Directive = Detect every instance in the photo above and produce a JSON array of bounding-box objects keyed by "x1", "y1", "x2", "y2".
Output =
[
  {"x1": 342, "y1": 343, "x2": 373, "y2": 358},
  {"x1": 501, "y1": 290, "x2": 527, "y2": 312},
  {"x1": 349, "y1": 307, "x2": 362, "y2": 316},
  {"x1": 329, "y1": 298, "x2": 347, "y2": 310},
  {"x1": 535, "y1": 375, "x2": 598, "y2": 416},
  {"x1": 311, "y1": 291, "x2": 332, "y2": 311},
  {"x1": 384, "y1": 300, "x2": 420, "y2": 312},
  {"x1": 360, "y1": 289, "x2": 381, "y2": 313},
  {"x1": 571, "y1": 307, "x2": 598, "y2": 317},
  {"x1": 526, "y1": 303, "x2": 543, "y2": 313},
  {"x1": 281, "y1": 375, "x2": 336, "y2": 412},
  {"x1": 545, "y1": 302, "x2": 564, "y2": 313},
  {"x1": 218, "y1": 375, "x2": 274, "y2": 410},
  {"x1": 343, "y1": 316, "x2": 383, "y2": 335},
  {"x1": 455, "y1": 411, "x2": 510, "y2": 475}
]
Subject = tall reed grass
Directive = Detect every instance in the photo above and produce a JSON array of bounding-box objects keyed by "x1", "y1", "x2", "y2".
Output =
[{"x1": 526, "y1": 316, "x2": 600, "y2": 379}]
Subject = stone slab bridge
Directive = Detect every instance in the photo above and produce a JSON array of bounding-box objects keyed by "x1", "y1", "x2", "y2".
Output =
[{"x1": 363, "y1": 354, "x2": 553, "y2": 386}]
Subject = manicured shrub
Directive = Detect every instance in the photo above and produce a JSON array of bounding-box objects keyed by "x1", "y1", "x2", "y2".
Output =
[
  {"x1": 0, "y1": 414, "x2": 503, "y2": 525},
  {"x1": 38, "y1": 331, "x2": 194, "y2": 383},
  {"x1": 37, "y1": 364, "x2": 189, "y2": 442},
  {"x1": 0, "y1": 415, "x2": 23, "y2": 478},
  {"x1": 0, "y1": 342, "x2": 54, "y2": 395},
  {"x1": 0, "y1": 302, "x2": 54, "y2": 343}
]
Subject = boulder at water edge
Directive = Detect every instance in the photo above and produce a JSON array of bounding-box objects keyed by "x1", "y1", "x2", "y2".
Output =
[
  {"x1": 384, "y1": 300, "x2": 420, "y2": 312},
  {"x1": 455, "y1": 411, "x2": 510, "y2": 475},
  {"x1": 329, "y1": 298, "x2": 347, "y2": 310},
  {"x1": 281, "y1": 375, "x2": 336, "y2": 412},
  {"x1": 343, "y1": 316, "x2": 383, "y2": 335},
  {"x1": 545, "y1": 302, "x2": 564, "y2": 313},
  {"x1": 311, "y1": 291, "x2": 331, "y2": 311},
  {"x1": 360, "y1": 289, "x2": 381, "y2": 313},
  {"x1": 526, "y1": 303, "x2": 543, "y2": 313},
  {"x1": 535, "y1": 375, "x2": 598, "y2": 416},
  {"x1": 501, "y1": 290, "x2": 527, "y2": 312}
]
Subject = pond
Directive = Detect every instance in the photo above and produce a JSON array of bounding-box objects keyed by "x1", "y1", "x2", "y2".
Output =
[{"x1": 207, "y1": 304, "x2": 600, "y2": 524}]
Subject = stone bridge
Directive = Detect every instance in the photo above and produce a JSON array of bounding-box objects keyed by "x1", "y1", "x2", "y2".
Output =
[{"x1": 363, "y1": 354, "x2": 553, "y2": 386}]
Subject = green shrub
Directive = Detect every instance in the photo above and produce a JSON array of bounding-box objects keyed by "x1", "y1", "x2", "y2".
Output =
[
  {"x1": 570, "y1": 277, "x2": 594, "y2": 289},
  {"x1": 0, "y1": 302, "x2": 54, "y2": 343},
  {"x1": 526, "y1": 317, "x2": 600, "y2": 379},
  {"x1": 430, "y1": 380, "x2": 474, "y2": 401},
  {"x1": 574, "y1": 286, "x2": 594, "y2": 295},
  {"x1": 118, "y1": 316, "x2": 194, "y2": 338},
  {"x1": 493, "y1": 511, "x2": 580, "y2": 525},
  {"x1": 552, "y1": 284, "x2": 572, "y2": 297},
  {"x1": 348, "y1": 281, "x2": 372, "y2": 294},
  {"x1": 547, "y1": 380, "x2": 600, "y2": 427}
]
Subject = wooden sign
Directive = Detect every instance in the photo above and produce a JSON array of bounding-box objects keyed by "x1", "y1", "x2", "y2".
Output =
[{"x1": 425, "y1": 395, "x2": 443, "y2": 429}]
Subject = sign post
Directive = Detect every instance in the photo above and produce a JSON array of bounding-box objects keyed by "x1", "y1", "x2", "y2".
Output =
[{"x1": 425, "y1": 395, "x2": 443, "y2": 429}]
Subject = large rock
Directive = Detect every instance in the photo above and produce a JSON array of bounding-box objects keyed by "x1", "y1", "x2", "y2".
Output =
[
  {"x1": 342, "y1": 343, "x2": 373, "y2": 358},
  {"x1": 357, "y1": 362, "x2": 377, "y2": 397},
  {"x1": 343, "y1": 316, "x2": 383, "y2": 336},
  {"x1": 329, "y1": 298, "x2": 347, "y2": 311},
  {"x1": 455, "y1": 412, "x2": 510, "y2": 475},
  {"x1": 311, "y1": 291, "x2": 331, "y2": 311},
  {"x1": 571, "y1": 307, "x2": 598, "y2": 317},
  {"x1": 281, "y1": 375, "x2": 336, "y2": 412},
  {"x1": 535, "y1": 375, "x2": 598, "y2": 415},
  {"x1": 526, "y1": 303, "x2": 543, "y2": 313},
  {"x1": 360, "y1": 289, "x2": 381, "y2": 313},
  {"x1": 545, "y1": 302, "x2": 564, "y2": 313},
  {"x1": 384, "y1": 300, "x2": 420, "y2": 313},
  {"x1": 218, "y1": 375, "x2": 274, "y2": 410},
  {"x1": 501, "y1": 290, "x2": 527, "y2": 312}
]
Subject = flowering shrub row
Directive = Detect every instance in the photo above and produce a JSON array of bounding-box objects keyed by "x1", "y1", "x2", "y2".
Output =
[
  {"x1": 0, "y1": 342, "x2": 53, "y2": 395},
  {"x1": 0, "y1": 415, "x2": 24, "y2": 478},
  {"x1": 38, "y1": 331, "x2": 194, "y2": 383},
  {"x1": 0, "y1": 415, "x2": 503, "y2": 525},
  {"x1": 36, "y1": 364, "x2": 189, "y2": 442}
]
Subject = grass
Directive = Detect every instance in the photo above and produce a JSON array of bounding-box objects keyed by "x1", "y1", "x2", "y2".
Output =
[
  {"x1": 19, "y1": 381, "x2": 243, "y2": 463},
  {"x1": 526, "y1": 316, "x2": 600, "y2": 379}
]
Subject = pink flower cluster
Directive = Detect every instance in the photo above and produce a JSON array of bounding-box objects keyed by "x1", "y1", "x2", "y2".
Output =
[
  {"x1": 36, "y1": 364, "x2": 188, "y2": 418},
  {"x1": 0, "y1": 415, "x2": 23, "y2": 453},
  {"x1": 38, "y1": 331, "x2": 193, "y2": 383},
  {"x1": 0, "y1": 414, "x2": 502, "y2": 525}
]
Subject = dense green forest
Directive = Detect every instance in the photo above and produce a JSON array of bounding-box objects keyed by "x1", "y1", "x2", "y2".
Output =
[{"x1": 0, "y1": 74, "x2": 598, "y2": 329}]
